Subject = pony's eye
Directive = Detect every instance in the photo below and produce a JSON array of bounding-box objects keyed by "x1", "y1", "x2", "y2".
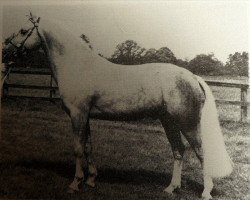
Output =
[{"x1": 20, "y1": 29, "x2": 28, "y2": 35}]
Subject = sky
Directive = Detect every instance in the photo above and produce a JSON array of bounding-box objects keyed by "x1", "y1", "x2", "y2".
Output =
[{"x1": 1, "y1": 0, "x2": 249, "y2": 63}]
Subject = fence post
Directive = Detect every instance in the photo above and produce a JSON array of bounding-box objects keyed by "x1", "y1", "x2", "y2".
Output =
[{"x1": 240, "y1": 85, "x2": 248, "y2": 122}]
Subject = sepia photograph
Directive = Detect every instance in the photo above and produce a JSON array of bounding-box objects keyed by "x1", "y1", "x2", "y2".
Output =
[{"x1": 1, "y1": 0, "x2": 249, "y2": 199}]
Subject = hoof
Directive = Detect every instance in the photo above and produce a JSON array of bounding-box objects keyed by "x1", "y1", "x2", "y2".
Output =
[
  {"x1": 86, "y1": 177, "x2": 95, "y2": 188},
  {"x1": 164, "y1": 184, "x2": 180, "y2": 194},
  {"x1": 164, "y1": 188, "x2": 173, "y2": 194},
  {"x1": 164, "y1": 186, "x2": 174, "y2": 194},
  {"x1": 202, "y1": 192, "x2": 213, "y2": 200},
  {"x1": 67, "y1": 187, "x2": 78, "y2": 194},
  {"x1": 68, "y1": 182, "x2": 80, "y2": 193}
]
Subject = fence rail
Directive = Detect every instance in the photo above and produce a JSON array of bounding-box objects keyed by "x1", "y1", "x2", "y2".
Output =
[
  {"x1": 205, "y1": 80, "x2": 249, "y2": 122},
  {"x1": 2, "y1": 68, "x2": 249, "y2": 122}
]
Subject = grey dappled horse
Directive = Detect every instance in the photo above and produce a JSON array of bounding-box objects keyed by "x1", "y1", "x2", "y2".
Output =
[{"x1": 2, "y1": 14, "x2": 232, "y2": 199}]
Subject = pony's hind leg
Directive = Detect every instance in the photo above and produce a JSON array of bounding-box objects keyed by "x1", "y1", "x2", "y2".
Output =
[
  {"x1": 182, "y1": 125, "x2": 213, "y2": 200},
  {"x1": 84, "y1": 119, "x2": 97, "y2": 187},
  {"x1": 182, "y1": 125, "x2": 203, "y2": 163},
  {"x1": 202, "y1": 175, "x2": 213, "y2": 200},
  {"x1": 160, "y1": 116, "x2": 185, "y2": 194}
]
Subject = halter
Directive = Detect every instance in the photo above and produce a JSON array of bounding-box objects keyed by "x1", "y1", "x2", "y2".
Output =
[
  {"x1": 6, "y1": 17, "x2": 41, "y2": 58},
  {"x1": 2, "y1": 15, "x2": 43, "y2": 84}
]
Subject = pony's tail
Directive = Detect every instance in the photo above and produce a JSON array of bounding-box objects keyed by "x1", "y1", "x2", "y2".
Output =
[{"x1": 196, "y1": 76, "x2": 233, "y2": 178}]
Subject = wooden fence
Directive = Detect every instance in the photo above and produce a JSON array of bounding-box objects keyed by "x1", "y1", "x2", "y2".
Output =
[
  {"x1": 205, "y1": 80, "x2": 249, "y2": 122},
  {"x1": 2, "y1": 68, "x2": 250, "y2": 122},
  {"x1": 2, "y1": 68, "x2": 59, "y2": 101}
]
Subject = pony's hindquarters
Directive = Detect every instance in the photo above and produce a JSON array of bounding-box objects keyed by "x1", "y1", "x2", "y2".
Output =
[
  {"x1": 162, "y1": 75, "x2": 233, "y2": 199},
  {"x1": 197, "y1": 76, "x2": 233, "y2": 178}
]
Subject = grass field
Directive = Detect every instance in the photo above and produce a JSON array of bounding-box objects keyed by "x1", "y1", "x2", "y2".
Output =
[{"x1": 0, "y1": 98, "x2": 249, "y2": 200}]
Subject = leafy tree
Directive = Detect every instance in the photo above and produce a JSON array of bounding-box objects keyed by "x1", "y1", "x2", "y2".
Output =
[
  {"x1": 142, "y1": 47, "x2": 177, "y2": 64},
  {"x1": 143, "y1": 48, "x2": 158, "y2": 63},
  {"x1": 110, "y1": 40, "x2": 145, "y2": 65},
  {"x1": 176, "y1": 58, "x2": 189, "y2": 69},
  {"x1": 225, "y1": 52, "x2": 248, "y2": 76},
  {"x1": 188, "y1": 53, "x2": 224, "y2": 75},
  {"x1": 155, "y1": 47, "x2": 177, "y2": 64}
]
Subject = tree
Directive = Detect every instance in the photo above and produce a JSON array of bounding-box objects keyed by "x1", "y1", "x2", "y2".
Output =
[
  {"x1": 155, "y1": 47, "x2": 177, "y2": 64},
  {"x1": 225, "y1": 52, "x2": 248, "y2": 76},
  {"x1": 143, "y1": 48, "x2": 158, "y2": 63},
  {"x1": 176, "y1": 58, "x2": 189, "y2": 69},
  {"x1": 110, "y1": 40, "x2": 145, "y2": 65},
  {"x1": 142, "y1": 47, "x2": 177, "y2": 64},
  {"x1": 188, "y1": 53, "x2": 224, "y2": 75}
]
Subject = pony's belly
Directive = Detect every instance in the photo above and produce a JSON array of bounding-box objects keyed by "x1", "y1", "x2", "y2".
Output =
[
  {"x1": 89, "y1": 85, "x2": 163, "y2": 121},
  {"x1": 89, "y1": 106, "x2": 159, "y2": 121}
]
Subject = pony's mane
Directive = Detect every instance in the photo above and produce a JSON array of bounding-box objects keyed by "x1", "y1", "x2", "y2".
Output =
[
  {"x1": 80, "y1": 34, "x2": 93, "y2": 50},
  {"x1": 38, "y1": 18, "x2": 107, "y2": 60},
  {"x1": 39, "y1": 19, "x2": 95, "y2": 54}
]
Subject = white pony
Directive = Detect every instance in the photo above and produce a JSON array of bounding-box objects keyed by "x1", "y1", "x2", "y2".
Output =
[{"x1": 2, "y1": 13, "x2": 232, "y2": 199}]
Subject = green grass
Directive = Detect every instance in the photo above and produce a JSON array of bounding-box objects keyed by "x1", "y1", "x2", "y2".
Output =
[{"x1": 0, "y1": 99, "x2": 249, "y2": 199}]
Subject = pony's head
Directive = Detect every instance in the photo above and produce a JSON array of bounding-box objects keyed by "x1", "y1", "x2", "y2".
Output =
[{"x1": 2, "y1": 12, "x2": 42, "y2": 64}]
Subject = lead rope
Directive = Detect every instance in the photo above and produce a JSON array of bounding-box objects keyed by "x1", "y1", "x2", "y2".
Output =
[
  {"x1": 35, "y1": 26, "x2": 62, "y2": 108},
  {"x1": 1, "y1": 65, "x2": 11, "y2": 84}
]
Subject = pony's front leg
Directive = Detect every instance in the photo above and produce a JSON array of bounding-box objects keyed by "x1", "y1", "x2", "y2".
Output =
[
  {"x1": 68, "y1": 109, "x2": 89, "y2": 193},
  {"x1": 84, "y1": 119, "x2": 98, "y2": 188}
]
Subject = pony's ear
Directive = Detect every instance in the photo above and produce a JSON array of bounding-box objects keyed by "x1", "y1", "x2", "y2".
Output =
[
  {"x1": 29, "y1": 11, "x2": 34, "y2": 20},
  {"x1": 27, "y1": 11, "x2": 40, "y2": 24}
]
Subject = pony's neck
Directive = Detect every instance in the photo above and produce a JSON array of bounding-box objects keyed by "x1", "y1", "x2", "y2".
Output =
[{"x1": 39, "y1": 20, "x2": 96, "y2": 82}]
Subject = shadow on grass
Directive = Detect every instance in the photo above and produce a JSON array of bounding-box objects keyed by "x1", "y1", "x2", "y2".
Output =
[
  {"x1": 0, "y1": 159, "x2": 209, "y2": 198},
  {"x1": 1, "y1": 159, "x2": 170, "y2": 185},
  {"x1": 98, "y1": 167, "x2": 169, "y2": 186},
  {"x1": 0, "y1": 159, "x2": 74, "y2": 179}
]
